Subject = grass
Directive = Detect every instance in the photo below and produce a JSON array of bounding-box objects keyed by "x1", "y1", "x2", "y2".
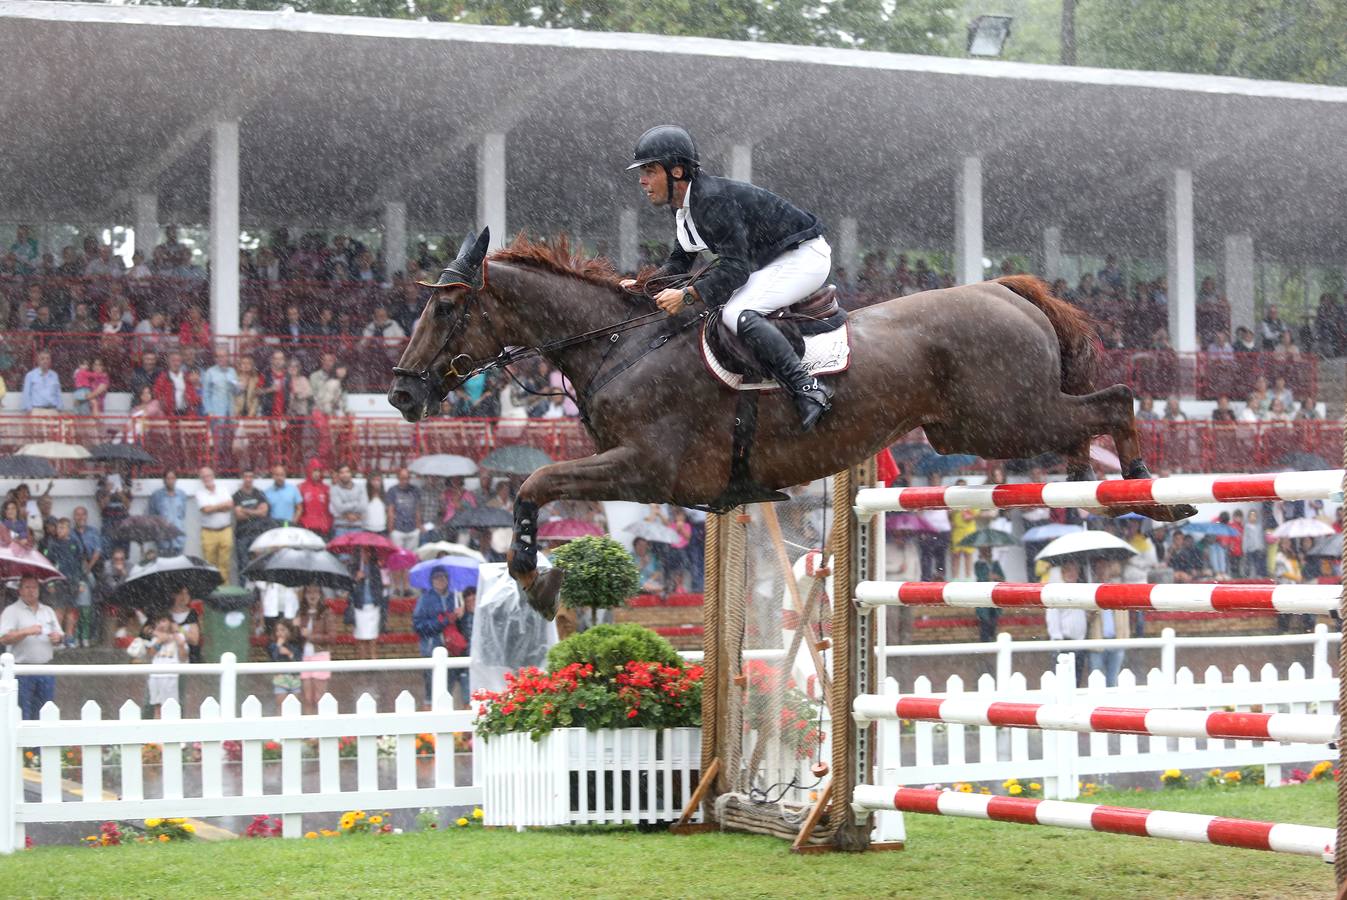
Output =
[{"x1": 0, "y1": 783, "x2": 1337, "y2": 899}]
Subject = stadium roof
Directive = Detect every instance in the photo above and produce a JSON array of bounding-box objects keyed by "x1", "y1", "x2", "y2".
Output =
[{"x1": 2, "y1": 0, "x2": 1345, "y2": 260}]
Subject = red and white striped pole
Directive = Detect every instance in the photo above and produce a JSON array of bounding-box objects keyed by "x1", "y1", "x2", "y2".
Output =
[
  {"x1": 854, "y1": 581, "x2": 1339, "y2": 614},
  {"x1": 854, "y1": 470, "x2": 1343, "y2": 515},
  {"x1": 852, "y1": 695, "x2": 1338, "y2": 744},
  {"x1": 852, "y1": 786, "x2": 1335, "y2": 861}
]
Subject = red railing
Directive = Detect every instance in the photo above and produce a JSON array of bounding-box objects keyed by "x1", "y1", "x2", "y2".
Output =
[
  {"x1": 1097, "y1": 350, "x2": 1317, "y2": 404},
  {"x1": 0, "y1": 413, "x2": 1337, "y2": 477}
]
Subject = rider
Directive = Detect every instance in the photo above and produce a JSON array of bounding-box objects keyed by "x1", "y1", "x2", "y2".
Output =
[{"x1": 621, "y1": 125, "x2": 835, "y2": 431}]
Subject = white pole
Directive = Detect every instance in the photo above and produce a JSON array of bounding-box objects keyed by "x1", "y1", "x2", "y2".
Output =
[{"x1": 209, "y1": 120, "x2": 241, "y2": 336}]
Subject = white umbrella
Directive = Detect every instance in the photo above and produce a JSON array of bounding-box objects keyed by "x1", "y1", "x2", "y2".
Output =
[
  {"x1": 409, "y1": 454, "x2": 478, "y2": 478},
  {"x1": 1022, "y1": 523, "x2": 1083, "y2": 542},
  {"x1": 18, "y1": 441, "x2": 91, "y2": 460},
  {"x1": 249, "y1": 526, "x2": 327, "y2": 554},
  {"x1": 624, "y1": 518, "x2": 682, "y2": 544},
  {"x1": 1271, "y1": 517, "x2": 1336, "y2": 539},
  {"x1": 1035, "y1": 530, "x2": 1138, "y2": 563},
  {"x1": 415, "y1": 540, "x2": 487, "y2": 562}
]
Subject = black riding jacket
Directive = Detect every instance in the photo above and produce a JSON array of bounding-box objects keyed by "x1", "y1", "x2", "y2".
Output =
[{"x1": 656, "y1": 174, "x2": 825, "y2": 308}]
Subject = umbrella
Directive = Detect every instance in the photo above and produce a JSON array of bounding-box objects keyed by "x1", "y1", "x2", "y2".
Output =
[
  {"x1": 889, "y1": 443, "x2": 935, "y2": 464},
  {"x1": 250, "y1": 526, "x2": 327, "y2": 554},
  {"x1": 956, "y1": 529, "x2": 1019, "y2": 549},
  {"x1": 538, "y1": 518, "x2": 604, "y2": 541},
  {"x1": 107, "y1": 515, "x2": 183, "y2": 545},
  {"x1": 0, "y1": 526, "x2": 64, "y2": 581},
  {"x1": 479, "y1": 446, "x2": 552, "y2": 476},
  {"x1": 1307, "y1": 534, "x2": 1342, "y2": 558},
  {"x1": 242, "y1": 548, "x2": 354, "y2": 591},
  {"x1": 327, "y1": 531, "x2": 399, "y2": 556},
  {"x1": 887, "y1": 512, "x2": 939, "y2": 534},
  {"x1": 385, "y1": 548, "x2": 419, "y2": 571},
  {"x1": 87, "y1": 443, "x2": 157, "y2": 466},
  {"x1": 1179, "y1": 521, "x2": 1240, "y2": 538},
  {"x1": 1022, "y1": 523, "x2": 1084, "y2": 542},
  {"x1": 415, "y1": 541, "x2": 486, "y2": 562},
  {"x1": 108, "y1": 556, "x2": 222, "y2": 609},
  {"x1": 624, "y1": 518, "x2": 682, "y2": 544},
  {"x1": 1036, "y1": 531, "x2": 1138, "y2": 564},
  {"x1": 0, "y1": 456, "x2": 57, "y2": 479},
  {"x1": 912, "y1": 451, "x2": 979, "y2": 477},
  {"x1": 18, "y1": 442, "x2": 91, "y2": 460},
  {"x1": 445, "y1": 505, "x2": 515, "y2": 530},
  {"x1": 1276, "y1": 452, "x2": 1331, "y2": 472},
  {"x1": 409, "y1": 454, "x2": 478, "y2": 478},
  {"x1": 409, "y1": 556, "x2": 482, "y2": 593},
  {"x1": 1271, "y1": 517, "x2": 1336, "y2": 539}
]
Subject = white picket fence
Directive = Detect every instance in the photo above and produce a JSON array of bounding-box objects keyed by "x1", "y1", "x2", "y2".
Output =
[
  {"x1": 873, "y1": 652, "x2": 1338, "y2": 800},
  {"x1": 0, "y1": 648, "x2": 480, "y2": 852},
  {"x1": 479, "y1": 728, "x2": 703, "y2": 829}
]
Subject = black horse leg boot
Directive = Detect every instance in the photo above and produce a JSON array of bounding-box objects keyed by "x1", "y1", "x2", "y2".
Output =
[{"x1": 736, "y1": 310, "x2": 834, "y2": 431}]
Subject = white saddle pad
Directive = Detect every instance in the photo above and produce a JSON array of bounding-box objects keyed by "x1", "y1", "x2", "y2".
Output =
[{"x1": 700, "y1": 322, "x2": 851, "y2": 391}]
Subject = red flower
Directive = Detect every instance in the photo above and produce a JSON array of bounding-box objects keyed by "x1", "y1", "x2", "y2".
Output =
[{"x1": 626, "y1": 709, "x2": 639, "y2": 719}]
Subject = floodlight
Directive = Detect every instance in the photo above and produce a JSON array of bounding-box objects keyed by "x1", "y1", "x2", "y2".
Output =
[{"x1": 967, "y1": 15, "x2": 1013, "y2": 58}]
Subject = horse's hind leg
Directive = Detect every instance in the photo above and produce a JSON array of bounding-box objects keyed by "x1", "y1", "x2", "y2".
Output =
[{"x1": 1080, "y1": 384, "x2": 1195, "y2": 523}]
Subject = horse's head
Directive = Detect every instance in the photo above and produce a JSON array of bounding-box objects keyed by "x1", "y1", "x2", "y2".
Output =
[{"x1": 388, "y1": 227, "x2": 495, "y2": 422}]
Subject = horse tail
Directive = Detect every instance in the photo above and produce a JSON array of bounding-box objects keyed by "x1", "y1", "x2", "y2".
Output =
[{"x1": 994, "y1": 275, "x2": 1098, "y2": 395}]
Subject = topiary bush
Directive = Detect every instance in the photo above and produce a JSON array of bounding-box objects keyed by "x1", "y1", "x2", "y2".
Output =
[
  {"x1": 546, "y1": 623, "x2": 682, "y2": 677},
  {"x1": 548, "y1": 536, "x2": 641, "y2": 614}
]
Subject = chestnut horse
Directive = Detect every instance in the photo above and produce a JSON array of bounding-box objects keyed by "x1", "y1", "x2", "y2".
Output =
[{"x1": 389, "y1": 229, "x2": 1192, "y2": 616}]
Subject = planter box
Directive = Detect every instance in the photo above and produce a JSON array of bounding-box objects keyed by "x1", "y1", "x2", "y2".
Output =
[{"x1": 479, "y1": 727, "x2": 702, "y2": 828}]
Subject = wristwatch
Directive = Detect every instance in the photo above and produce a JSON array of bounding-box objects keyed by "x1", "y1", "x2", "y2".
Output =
[{"x1": 680, "y1": 289, "x2": 694, "y2": 309}]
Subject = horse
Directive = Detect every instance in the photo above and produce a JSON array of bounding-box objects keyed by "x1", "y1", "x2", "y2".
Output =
[{"x1": 388, "y1": 228, "x2": 1194, "y2": 617}]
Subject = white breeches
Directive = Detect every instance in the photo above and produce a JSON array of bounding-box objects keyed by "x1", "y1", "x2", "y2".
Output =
[{"x1": 721, "y1": 237, "x2": 832, "y2": 334}]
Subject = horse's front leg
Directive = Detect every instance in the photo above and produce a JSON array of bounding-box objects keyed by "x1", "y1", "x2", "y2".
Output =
[{"x1": 507, "y1": 447, "x2": 672, "y2": 619}]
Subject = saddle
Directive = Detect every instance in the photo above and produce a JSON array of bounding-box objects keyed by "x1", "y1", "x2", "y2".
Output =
[{"x1": 701, "y1": 284, "x2": 851, "y2": 390}]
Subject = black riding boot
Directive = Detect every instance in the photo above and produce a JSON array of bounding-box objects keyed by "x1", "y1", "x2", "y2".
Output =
[{"x1": 736, "y1": 310, "x2": 834, "y2": 431}]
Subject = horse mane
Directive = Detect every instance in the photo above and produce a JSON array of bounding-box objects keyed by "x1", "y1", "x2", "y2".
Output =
[{"x1": 486, "y1": 234, "x2": 619, "y2": 289}]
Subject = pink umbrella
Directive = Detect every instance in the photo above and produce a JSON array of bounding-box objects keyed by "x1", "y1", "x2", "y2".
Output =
[
  {"x1": 538, "y1": 519, "x2": 604, "y2": 541},
  {"x1": 0, "y1": 526, "x2": 64, "y2": 582},
  {"x1": 327, "y1": 531, "x2": 399, "y2": 558},
  {"x1": 384, "y1": 548, "x2": 419, "y2": 572}
]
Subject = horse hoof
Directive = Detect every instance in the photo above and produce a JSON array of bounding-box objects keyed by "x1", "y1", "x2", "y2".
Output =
[
  {"x1": 1116, "y1": 502, "x2": 1196, "y2": 523},
  {"x1": 507, "y1": 546, "x2": 537, "y2": 581},
  {"x1": 524, "y1": 568, "x2": 564, "y2": 621}
]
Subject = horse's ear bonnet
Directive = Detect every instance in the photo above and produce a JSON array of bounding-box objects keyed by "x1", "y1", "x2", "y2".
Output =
[{"x1": 417, "y1": 227, "x2": 491, "y2": 289}]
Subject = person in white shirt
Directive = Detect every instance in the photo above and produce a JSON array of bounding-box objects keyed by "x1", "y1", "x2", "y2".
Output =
[
  {"x1": 1044, "y1": 560, "x2": 1088, "y2": 686},
  {"x1": 0, "y1": 575, "x2": 64, "y2": 718},
  {"x1": 195, "y1": 466, "x2": 235, "y2": 580}
]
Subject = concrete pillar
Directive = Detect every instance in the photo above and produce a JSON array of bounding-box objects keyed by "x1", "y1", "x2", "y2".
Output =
[
  {"x1": 476, "y1": 132, "x2": 506, "y2": 251},
  {"x1": 133, "y1": 193, "x2": 159, "y2": 260},
  {"x1": 382, "y1": 201, "x2": 407, "y2": 280},
  {"x1": 729, "y1": 143, "x2": 752, "y2": 183},
  {"x1": 837, "y1": 216, "x2": 860, "y2": 277},
  {"x1": 1042, "y1": 225, "x2": 1062, "y2": 281},
  {"x1": 209, "y1": 120, "x2": 240, "y2": 337},
  {"x1": 1223, "y1": 234, "x2": 1255, "y2": 337},
  {"x1": 953, "y1": 156, "x2": 984, "y2": 285},
  {"x1": 617, "y1": 207, "x2": 639, "y2": 274},
  {"x1": 1166, "y1": 168, "x2": 1197, "y2": 352}
]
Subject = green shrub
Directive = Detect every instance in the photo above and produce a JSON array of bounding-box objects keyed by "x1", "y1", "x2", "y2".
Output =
[
  {"x1": 546, "y1": 623, "x2": 681, "y2": 677},
  {"x1": 549, "y1": 536, "x2": 641, "y2": 613}
]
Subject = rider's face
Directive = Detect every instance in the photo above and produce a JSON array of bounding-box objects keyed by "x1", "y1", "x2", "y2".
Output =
[{"x1": 638, "y1": 162, "x2": 682, "y2": 207}]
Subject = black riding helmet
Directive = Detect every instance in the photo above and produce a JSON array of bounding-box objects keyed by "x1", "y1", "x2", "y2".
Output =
[{"x1": 627, "y1": 125, "x2": 699, "y2": 206}]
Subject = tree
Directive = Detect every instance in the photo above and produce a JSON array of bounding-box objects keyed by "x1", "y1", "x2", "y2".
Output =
[
  {"x1": 69, "y1": 0, "x2": 963, "y2": 57},
  {"x1": 1076, "y1": 0, "x2": 1347, "y2": 86}
]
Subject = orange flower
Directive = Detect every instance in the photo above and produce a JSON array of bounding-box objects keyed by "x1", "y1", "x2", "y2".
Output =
[{"x1": 158, "y1": 834, "x2": 170, "y2": 842}]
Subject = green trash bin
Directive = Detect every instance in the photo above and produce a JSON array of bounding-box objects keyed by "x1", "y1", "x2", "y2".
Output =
[{"x1": 202, "y1": 586, "x2": 255, "y2": 663}]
